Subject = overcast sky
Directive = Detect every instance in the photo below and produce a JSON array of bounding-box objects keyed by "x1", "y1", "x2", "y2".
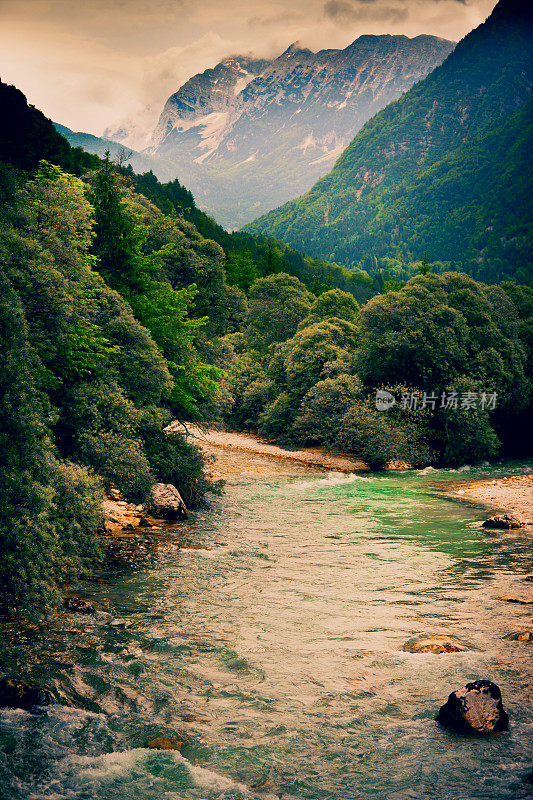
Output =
[{"x1": 1, "y1": 0, "x2": 496, "y2": 136}]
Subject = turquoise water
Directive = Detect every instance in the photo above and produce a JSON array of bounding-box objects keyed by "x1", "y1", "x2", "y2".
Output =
[{"x1": 0, "y1": 455, "x2": 532, "y2": 799}]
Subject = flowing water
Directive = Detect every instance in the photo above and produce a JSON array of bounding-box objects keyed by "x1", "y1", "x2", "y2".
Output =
[{"x1": 1, "y1": 450, "x2": 532, "y2": 800}]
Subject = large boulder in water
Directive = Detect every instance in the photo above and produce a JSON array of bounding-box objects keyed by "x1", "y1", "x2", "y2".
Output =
[
  {"x1": 402, "y1": 635, "x2": 469, "y2": 654},
  {"x1": 437, "y1": 680, "x2": 509, "y2": 733},
  {"x1": 0, "y1": 678, "x2": 54, "y2": 709},
  {"x1": 145, "y1": 483, "x2": 188, "y2": 521}
]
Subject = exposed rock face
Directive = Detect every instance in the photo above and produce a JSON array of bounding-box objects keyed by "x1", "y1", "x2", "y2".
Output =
[
  {"x1": 145, "y1": 483, "x2": 188, "y2": 521},
  {"x1": 402, "y1": 635, "x2": 469, "y2": 654},
  {"x1": 483, "y1": 514, "x2": 525, "y2": 529},
  {"x1": 0, "y1": 678, "x2": 54, "y2": 709},
  {"x1": 437, "y1": 680, "x2": 509, "y2": 734},
  {"x1": 108, "y1": 36, "x2": 453, "y2": 227}
]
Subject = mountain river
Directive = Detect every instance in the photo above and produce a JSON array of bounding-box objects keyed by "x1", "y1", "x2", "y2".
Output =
[{"x1": 0, "y1": 448, "x2": 532, "y2": 800}]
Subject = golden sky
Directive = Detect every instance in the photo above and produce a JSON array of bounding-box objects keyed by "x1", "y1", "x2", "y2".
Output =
[{"x1": 0, "y1": 0, "x2": 496, "y2": 136}]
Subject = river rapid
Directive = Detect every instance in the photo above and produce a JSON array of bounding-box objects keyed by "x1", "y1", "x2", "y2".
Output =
[{"x1": 0, "y1": 449, "x2": 532, "y2": 800}]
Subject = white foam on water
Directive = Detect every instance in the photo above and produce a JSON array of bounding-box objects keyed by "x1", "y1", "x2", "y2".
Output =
[
  {"x1": 69, "y1": 748, "x2": 252, "y2": 797},
  {"x1": 294, "y1": 472, "x2": 371, "y2": 490},
  {"x1": 186, "y1": 761, "x2": 249, "y2": 793},
  {"x1": 416, "y1": 466, "x2": 437, "y2": 475}
]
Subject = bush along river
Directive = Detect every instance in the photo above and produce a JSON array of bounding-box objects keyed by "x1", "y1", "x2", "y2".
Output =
[{"x1": 0, "y1": 448, "x2": 532, "y2": 800}]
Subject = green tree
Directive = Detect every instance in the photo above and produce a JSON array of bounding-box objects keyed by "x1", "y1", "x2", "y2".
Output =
[
  {"x1": 90, "y1": 152, "x2": 148, "y2": 298},
  {"x1": 246, "y1": 273, "x2": 313, "y2": 348},
  {"x1": 298, "y1": 288, "x2": 359, "y2": 329}
]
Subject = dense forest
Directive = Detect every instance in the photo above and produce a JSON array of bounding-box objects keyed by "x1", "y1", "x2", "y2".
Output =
[
  {"x1": 245, "y1": 0, "x2": 533, "y2": 285},
  {"x1": 0, "y1": 59, "x2": 532, "y2": 616}
]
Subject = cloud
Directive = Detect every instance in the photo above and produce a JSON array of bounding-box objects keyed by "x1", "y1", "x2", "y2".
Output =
[
  {"x1": 0, "y1": 0, "x2": 495, "y2": 135},
  {"x1": 324, "y1": 1, "x2": 408, "y2": 24},
  {"x1": 248, "y1": 10, "x2": 306, "y2": 28}
]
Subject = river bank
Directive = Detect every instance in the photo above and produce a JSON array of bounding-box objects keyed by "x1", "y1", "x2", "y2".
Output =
[
  {"x1": 181, "y1": 425, "x2": 371, "y2": 473},
  {"x1": 449, "y1": 473, "x2": 533, "y2": 523}
]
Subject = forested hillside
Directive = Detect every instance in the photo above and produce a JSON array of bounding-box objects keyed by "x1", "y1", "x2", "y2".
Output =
[
  {"x1": 0, "y1": 83, "x2": 246, "y2": 610},
  {"x1": 245, "y1": 0, "x2": 533, "y2": 284}
]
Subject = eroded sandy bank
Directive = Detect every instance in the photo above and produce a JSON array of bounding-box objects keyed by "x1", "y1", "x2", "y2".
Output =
[{"x1": 182, "y1": 425, "x2": 369, "y2": 472}]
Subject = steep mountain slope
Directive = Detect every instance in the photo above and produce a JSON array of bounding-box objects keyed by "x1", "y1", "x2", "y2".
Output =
[
  {"x1": 245, "y1": 0, "x2": 533, "y2": 283},
  {"x1": 54, "y1": 123, "x2": 178, "y2": 181},
  {"x1": 108, "y1": 36, "x2": 454, "y2": 228}
]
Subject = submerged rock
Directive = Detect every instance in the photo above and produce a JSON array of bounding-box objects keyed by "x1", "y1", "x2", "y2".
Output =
[
  {"x1": 498, "y1": 594, "x2": 533, "y2": 604},
  {"x1": 145, "y1": 483, "x2": 188, "y2": 521},
  {"x1": 402, "y1": 635, "x2": 469, "y2": 654},
  {"x1": 482, "y1": 514, "x2": 525, "y2": 529},
  {"x1": 507, "y1": 630, "x2": 533, "y2": 642},
  {"x1": 0, "y1": 678, "x2": 54, "y2": 709},
  {"x1": 437, "y1": 680, "x2": 509, "y2": 734},
  {"x1": 146, "y1": 735, "x2": 182, "y2": 751}
]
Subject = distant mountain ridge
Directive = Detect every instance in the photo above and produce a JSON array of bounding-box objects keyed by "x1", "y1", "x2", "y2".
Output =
[
  {"x1": 245, "y1": 0, "x2": 533, "y2": 284},
  {"x1": 106, "y1": 35, "x2": 454, "y2": 228}
]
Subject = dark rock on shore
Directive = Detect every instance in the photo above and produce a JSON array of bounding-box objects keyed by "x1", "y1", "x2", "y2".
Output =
[
  {"x1": 0, "y1": 678, "x2": 54, "y2": 709},
  {"x1": 482, "y1": 514, "x2": 525, "y2": 529},
  {"x1": 437, "y1": 680, "x2": 509, "y2": 734},
  {"x1": 138, "y1": 516, "x2": 153, "y2": 528},
  {"x1": 145, "y1": 483, "x2": 188, "y2": 521},
  {"x1": 63, "y1": 597, "x2": 97, "y2": 614}
]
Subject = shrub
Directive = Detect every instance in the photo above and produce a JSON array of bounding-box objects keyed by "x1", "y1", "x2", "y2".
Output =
[
  {"x1": 138, "y1": 408, "x2": 218, "y2": 508},
  {"x1": 337, "y1": 401, "x2": 434, "y2": 470},
  {"x1": 47, "y1": 457, "x2": 104, "y2": 581},
  {"x1": 76, "y1": 430, "x2": 154, "y2": 500},
  {"x1": 258, "y1": 392, "x2": 297, "y2": 441},
  {"x1": 293, "y1": 375, "x2": 362, "y2": 445}
]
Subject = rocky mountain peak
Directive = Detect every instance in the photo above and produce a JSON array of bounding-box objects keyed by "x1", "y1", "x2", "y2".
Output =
[{"x1": 108, "y1": 34, "x2": 455, "y2": 227}]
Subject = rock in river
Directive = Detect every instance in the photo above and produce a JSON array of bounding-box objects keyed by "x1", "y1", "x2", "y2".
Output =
[
  {"x1": 145, "y1": 483, "x2": 188, "y2": 521},
  {"x1": 146, "y1": 735, "x2": 182, "y2": 751},
  {"x1": 437, "y1": 680, "x2": 509, "y2": 734},
  {"x1": 507, "y1": 630, "x2": 533, "y2": 642},
  {"x1": 482, "y1": 514, "x2": 525, "y2": 529},
  {"x1": 402, "y1": 635, "x2": 469, "y2": 654},
  {"x1": 0, "y1": 678, "x2": 54, "y2": 709}
]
